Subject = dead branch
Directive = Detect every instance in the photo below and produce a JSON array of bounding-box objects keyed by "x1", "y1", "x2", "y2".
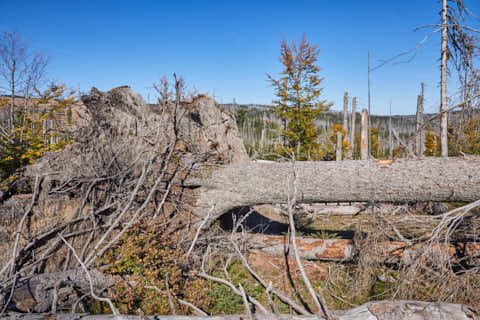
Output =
[
  {"x1": 59, "y1": 235, "x2": 119, "y2": 315},
  {"x1": 286, "y1": 161, "x2": 331, "y2": 319}
]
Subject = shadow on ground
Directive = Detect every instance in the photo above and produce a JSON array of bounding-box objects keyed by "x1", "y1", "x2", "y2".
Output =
[{"x1": 219, "y1": 206, "x2": 355, "y2": 239}]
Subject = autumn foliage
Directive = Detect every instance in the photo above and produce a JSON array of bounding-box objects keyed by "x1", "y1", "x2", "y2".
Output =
[{"x1": 0, "y1": 85, "x2": 75, "y2": 186}]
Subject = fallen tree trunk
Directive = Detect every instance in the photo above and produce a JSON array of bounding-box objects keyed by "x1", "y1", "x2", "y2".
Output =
[
  {"x1": 3, "y1": 300, "x2": 479, "y2": 319},
  {"x1": 1, "y1": 269, "x2": 115, "y2": 312},
  {"x1": 190, "y1": 157, "x2": 480, "y2": 227},
  {"x1": 247, "y1": 234, "x2": 480, "y2": 263}
]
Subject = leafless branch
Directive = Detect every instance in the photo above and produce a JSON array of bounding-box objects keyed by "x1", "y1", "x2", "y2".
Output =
[
  {"x1": 286, "y1": 161, "x2": 331, "y2": 320},
  {"x1": 187, "y1": 206, "x2": 214, "y2": 257},
  {"x1": 59, "y1": 235, "x2": 120, "y2": 316},
  {"x1": 229, "y1": 238, "x2": 309, "y2": 315},
  {"x1": 239, "y1": 284, "x2": 253, "y2": 320},
  {"x1": 165, "y1": 273, "x2": 177, "y2": 315}
]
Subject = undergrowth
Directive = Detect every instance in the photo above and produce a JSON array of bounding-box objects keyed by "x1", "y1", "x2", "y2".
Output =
[
  {"x1": 93, "y1": 209, "x2": 479, "y2": 314},
  {"x1": 98, "y1": 223, "x2": 276, "y2": 315}
]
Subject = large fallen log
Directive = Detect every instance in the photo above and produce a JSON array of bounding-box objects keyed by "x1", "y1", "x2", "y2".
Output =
[
  {"x1": 1, "y1": 269, "x2": 115, "y2": 312},
  {"x1": 247, "y1": 234, "x2": 480, "y2": 263},
  {"x1": 189, "y1": 157, "x2": 480, "y2": 228},
  {"x1": 3, "y1": 300, "x2": 479, "y2": 319}
]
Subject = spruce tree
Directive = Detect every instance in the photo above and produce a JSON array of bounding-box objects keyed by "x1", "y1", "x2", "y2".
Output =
[{"x1": 267, "y1": 34, "x2": 330, "y2": 160}]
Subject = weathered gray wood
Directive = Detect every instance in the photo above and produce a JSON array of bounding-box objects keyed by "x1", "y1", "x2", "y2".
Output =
[
  {"x1": 360, "y1": 109, "x2": 368, "y2": 160},
  {"x1": 336, "y1": 131, "x2": 342, "y2": 161},
  {"x1": 1, "y1": 269, "x2": 115, "y2": 313},
  {"x1": 2, "y1": 300, "x2": 478, "y2": 319},
  {"x1": 248, "y1": 233, "x2": 480, "y2": 263},
  {"x1": 391, "y1": 128, "x2": 415, "y2": 157},
  {"x1": 311, "y1": 204, "x2": 362, "y2": 216},
  {"x1": 343, "y1": 92, "x2": 349, "y2": 133},
  {"x1": 349, "y1": 97, "x2": 356, "y2": 159},
  {"x1": 416, "y1": 95, "x2": 422, "y2": 156},
  {"x1": 388, "y1": 102, "x2": 393, "y2": 158},
  {"x1": 440, "y1": 0, "x2": 448, "y2": 157},
  {"x1": 191, "y1": 156, "x2": 480, "y2": 227},
  {"x1": 415, "y1": 83, "x2": 425, "y2": 157}
]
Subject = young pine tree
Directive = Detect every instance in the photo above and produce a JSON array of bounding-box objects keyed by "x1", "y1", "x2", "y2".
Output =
[{"x1": 268, "y1": 34, "x2": 331, "y2": 160}]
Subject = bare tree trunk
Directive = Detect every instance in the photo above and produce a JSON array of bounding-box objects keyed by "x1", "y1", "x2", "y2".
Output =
[
  {"x1": 9, "y1": 62, "x2": 15, "y2": 130},
  {"x1": 189, "y1": 156, "x2": 480, "y2": 225},
  {"x1": 360, "y1": 109, "x2": 368, "y2": 160},
  {"x1": 388, "y1": 102, "x2": 393, "y2": 158},
  {"x1": 349, "y1": 97, "x2": 356, "y2": 159},
  {"x1": 441, "y1": 0, "x2": 449, "y2": 157},
  {"x1": 416, "y1": 94, "x2": 423, "y2": 156},
  {"x1": 420, "y1": 83, "x2": 425, "y2": 155},
  {"x1": 370, "y1": 51, "x2": 372, "y2": 160},
  {"x1": 343, "y1": 91, "x2": 348, "y2": 133}
]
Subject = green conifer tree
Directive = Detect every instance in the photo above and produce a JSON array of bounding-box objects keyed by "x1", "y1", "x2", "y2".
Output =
[{"x1": 267, "y1": 34, "x2": 331, "y2": 160}]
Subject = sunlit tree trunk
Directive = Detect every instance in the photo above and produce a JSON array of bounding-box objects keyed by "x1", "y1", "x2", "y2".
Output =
[{"x1": 440, "y1": 0, "x2": 449, "y2": 157}]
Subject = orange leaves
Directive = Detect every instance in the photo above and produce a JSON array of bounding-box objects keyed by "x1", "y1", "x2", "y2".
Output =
[
  {"x1": 103, "y1": 224, "x2": 214, "y2": 315},
  {"x1": 0, "y1": 85, "x2": 75, "y2": 185},
  {"x1": 267, "y1": 34, "x2": 331, "y2": 160}
]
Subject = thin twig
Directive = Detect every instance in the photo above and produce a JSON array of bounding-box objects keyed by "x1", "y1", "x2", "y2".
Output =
[
  {"x1": 186, "y1": 205, "x2": 214, "y2": 257},
  {"x1": 230, "y1": 237, "x2": 309, "y2": 315},
  {"x1": 239, "y1": 284, "x2": 254, "y2": 320},
  {"x1": 176, "y1": 298, "x2": 208, "y2": 316},
  {"x1": 165, "y1": 273, "x2": 177, "y2": 315},
  {"x1": 199, "y1": 246, "x2": 270, "y2": 315},
  {"x1": 59, "y1": 235, "x2": 120, "y2": 316},
  {"x1": 286, "y1": 161, "x2": 331, "y2": 320}
]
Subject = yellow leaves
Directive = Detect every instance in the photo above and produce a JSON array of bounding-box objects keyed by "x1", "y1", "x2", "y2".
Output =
[
  {"x1": 0, "y1": 85, "x2": 76, "y2": 182},
  {"x1": 332, "y1": 124, "x2": 347, "y2": 136},
  {"x1": 424, "y1": 131, "x2": 439, "y2": 156},
  {"x1": 267, "y1": 35, "x2": 331, "y2": 160},
  {"x1": 326, "y1": 124, "x2": 351, "y2": 160}
]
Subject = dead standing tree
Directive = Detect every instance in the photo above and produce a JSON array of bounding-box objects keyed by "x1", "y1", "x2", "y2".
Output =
[
  {"x1": 360, "y1": 109, "x2": 368, "y2": 160},
  {"x1": 368, "y1": 1, "x2": 480, "y2": 157},
  {"x1": 348, "y1": 97, "x2": 356, "y2": 159},
  {"x1": 416, "y1": 83, "x2": 425, "y2": 156}
]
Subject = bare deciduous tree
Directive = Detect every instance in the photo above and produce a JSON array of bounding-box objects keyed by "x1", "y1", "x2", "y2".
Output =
[{"x1": 0, "y1": 31, "x2": 49, "y2": 130}]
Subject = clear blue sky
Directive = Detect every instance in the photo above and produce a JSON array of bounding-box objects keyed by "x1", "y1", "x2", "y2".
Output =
[{"x1": 2, "y1": 0, "x2": 480, "y2": 115}]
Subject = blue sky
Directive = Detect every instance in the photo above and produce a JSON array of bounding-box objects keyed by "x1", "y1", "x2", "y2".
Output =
[{"x1": 1, "y1": 0, "x2": 480, "y2": 115}]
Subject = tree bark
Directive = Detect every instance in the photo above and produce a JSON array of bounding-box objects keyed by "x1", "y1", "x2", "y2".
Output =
[
  {"x1": 247, "y1": 233, "x2": 480, "y2": 263},
  {"x1": 388, "y1": 111, "x2": 393, "y2": 158},
  {"x1": 360, "y1": 109, "x2": 368, "y2": 160},
  {"x1": 441, "y1": 0, "x2": 449, "y2": 157},
  {"x1": 336, "y1": 131, "x2": 342, "y2": 161},
  {"x1": 3, "y1": 300, "x2": 478, "y2": 320},
  {"x1": 190, "y1": 156, "x2": 480, "y2": 226},
  {"x1": 1, "y1": 269, "x2": 115, "y2": 313},
  {"x1": 343, "y1": 92, "x2": 348, "y2": 133},
  {"x1": 349, "y1": 97, "x2": 356, "y2": 159},
  {"x1": 416, "y1": 94, "x2": 423, "y2": 157}
]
